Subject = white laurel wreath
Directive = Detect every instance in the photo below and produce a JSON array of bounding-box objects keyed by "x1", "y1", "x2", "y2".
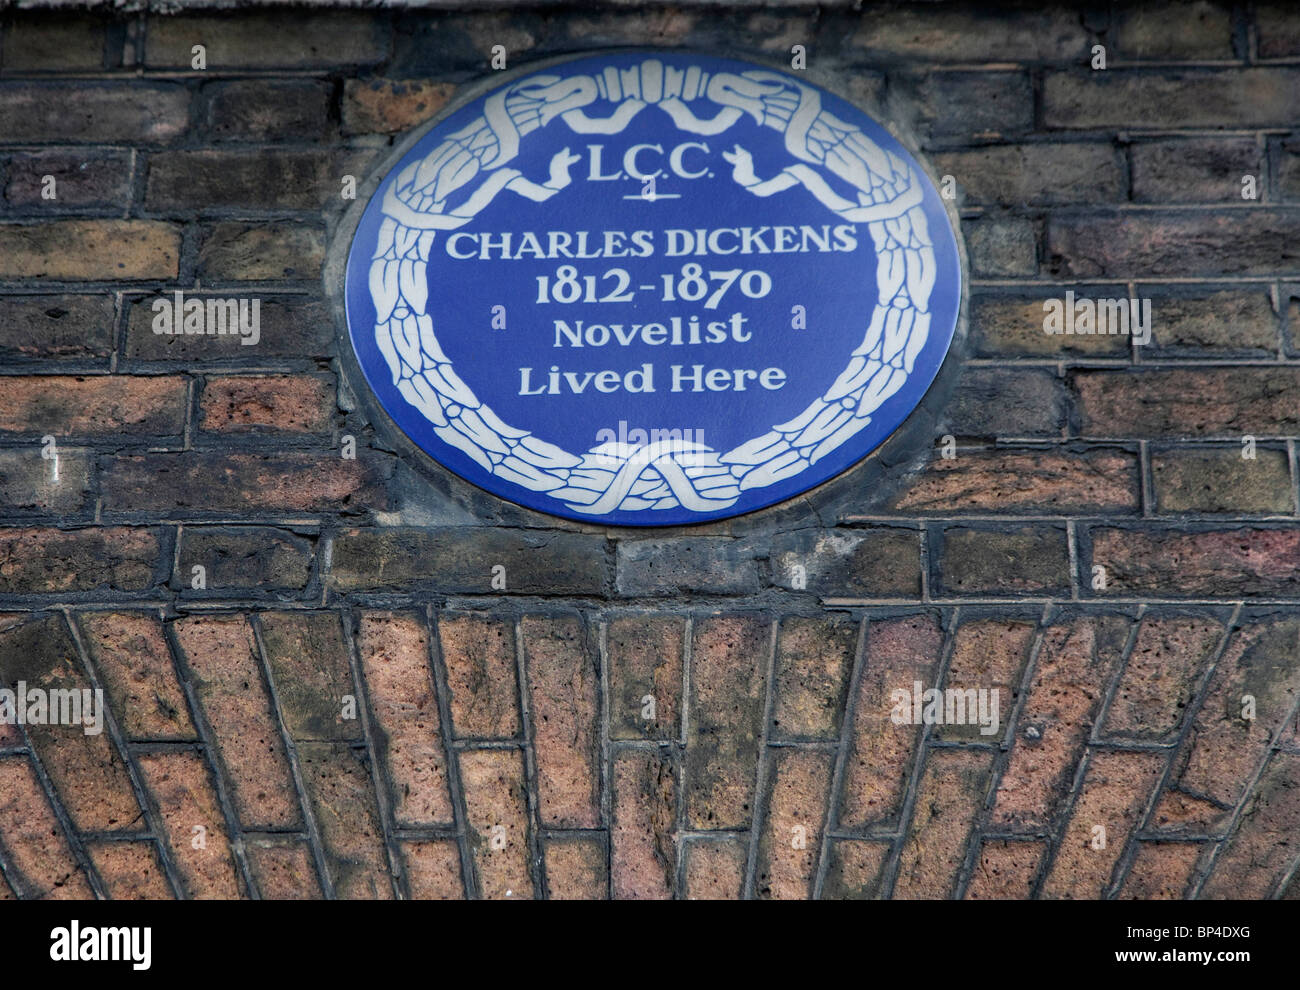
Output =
[{"x1": 369, "y1": 58, "x2": 937, "y2": 515}]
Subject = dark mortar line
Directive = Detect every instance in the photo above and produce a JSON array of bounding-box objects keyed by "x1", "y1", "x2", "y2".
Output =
[
  {"x1": 512, "y1": 614, "x2": 548, "y2": 901},
  {"x1": 596, "y1": 615, "x2": 614, "y2": 900},
  {"x1": 672, "y1": 614, "x2": 692, "y2": 898},
  {"x1": 741, "y1": 616, "x2": 780, "y2": 901}
]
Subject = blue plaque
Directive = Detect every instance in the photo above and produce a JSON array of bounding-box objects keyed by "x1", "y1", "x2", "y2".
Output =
[{"x1": 344, "y1": 52, "x2": 962, "y2": 526}]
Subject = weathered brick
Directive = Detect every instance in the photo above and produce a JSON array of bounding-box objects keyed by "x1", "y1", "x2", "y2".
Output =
[
  {"x1": 616, "y1": 538, "x2": 759, "y2": 596},
  {"x1": 822, "y1": 839, "x2": 890, "y2": 899},
  {"x1": 993, "y1": 615, "x2": 1131, "y2": 827},
  {"x1": 606, "y1": 614, "x2": 681, "y2": 741},
  {"x1": 522, "y1": 615, "x2": 599, "y2": 828},
  {"x1": 173, "y1": 615, "x2": 299, "y2": 828},
  {"x1": 1075, "y1": 369, "x2": 1300, "y2": 438},
  {"x1": 1040, "y1": 750, "x2": 1165, "y2": 899},
  {"x1": 1152, "y1": 447, "x2": 1294, "y2": 515},
  {"x1": 756, "y1": 749, "x2": 833, "y2": 900},
  {"x1": 246, "y1": 837, "x2": 321, "y2": 899},
  {"x1": 685, "y1": 615, "x2": 769, "y2": 829},
  {"x1": 0, "y1": 295, "x2": 115, "y2": 362},
  {"x1": 260, "y1": 611, "x2": 361, "y2": 743},
  {"x1": 0, "y1": 756, "x2": 92, "y2": 899},
  {"x1": 1044, "y1": 69, "x2": 1300, "y2": 129},
  {"x1": 768, "y1": 527, "x2": 921, "y2": 598},
  {"x1": 357, "y1": 611, "x2": 453, "y2": 826},
  {"x1": 937, "y1": 525, "x2": 1071, "y2": 596},
  {"x1": 892, "y1": 449, "x2": 1139, "y2": 515},
  {"x1": 342, "y1": 79, "x2": 456, "y2": 136},
  {"x1": 0, "y1": 221, "x2": 180, "y2": 280},
  {"x1": 296, "y1": 741, "x2": 393, "y2": 900},
  {"x1": 78, "y1": 611, "x2": 194, "y2": 741},
  {"x1": 854, "y1": 7, "x2": 1087, "y2": 61},
  {"x1": 1131, "y1": 139, "x2": 1261, "y2": 204},
  {"x1": 0, "y1": 527, "x2": 161, "y2": 594},
  {"x1": 771, "y1": 616, "x2": 855, "y2": 741},
  {"x1": 86, "y1": 841, "x2": 173, "y2": 900},
  {"x1": 1089, "y1": 527, "x2": 1300, "y2": 597},
  {"x1": 933, "y1": 616, "x2": 1035, "y2": 742},
  {"x1": 908, "y1": 71, "x2": 1034, "y2": 143},
  {"x1": 1119, "y1": 841, "x2": 1202, "y2": 899},
  {"x1": 3, "y1": 150, "x2": 132, "y2": 208},
  {"x1": 894, "y1": 749, "x2": 993, "y2": 899},
  {"x1": 1258, "y1": 3, "x2": 1300, "y2": 57},
  {"x1": 1114, "y1": 1, "x2": 1235, "y2": 59},
  {"x1": 458, "y1": 747, "x2": 532, "y2": 899},
  {"x1": 137, "y1": 750, "x2": 242, "y2": 899},
  {"x1": 0, "y1": 448, "x2": 94, "y2": 517},
  {"x1": 0, "y1": 375, "x2": 185, "y2": 437},
  {"x1": 681, "y1": 836, "x2": 746, "y2": 900},
  {"x1": 964, "y1": 839, "x2": 1044, "y2": 899},
  {"x1": 934, "y1": 144, "x2": 1124, "y2": 206},
  {"x1": 964, "y1": 216, "x2": 1037, "y2": 277},
  {"x1": 205, "y1": 81, "x2": 333, "y2": 143},
  {"x1": 969, "y1": 292, "x2": 1129, "y2": 357},
  {"x1": 839, "y1": 613, "x2": 943, "y2": 830},
  {"x1": 1142, "y1": 289, "x2": 1279, "y2": 354},
  {"x1": 175, "y1": 527, "x2": 314, "y2": 593},
  {"x1": 124, "y1": 295, "x2": 335, "y2": 361},
  {"x1": 0, "y1": 82, "x2": 188, "y2": 143},
  {"x1": 147, "y1": 12, "x2": 387, "y2": 69},
  {"x1": 197, "y1": 223, "x2": 326, "y2": 281},
  {"x1": 103, "y1": 452, "x2": 390, "y2": 517},
  {"x1": 1048, "y1": 211, "x2": 1300, "y2": 278},
  {"x1": 1153, "y1": 616, "x2": 1300, "y2": 832},
  {"x1": 943, "y1": 368, "x2": 1068, "y2": 439},
  {"x1": 199, "y1": 374, "x2": 334, "y2": 434},
  {"x1": 2, "y1": 14, "x2": 107, "y2": 71},
  {"x1": 401, "y1": 839, "x2": 462, "y2": 900},
  {"x1": 437, "y1": 612, "x2": 520, "y2": 740},
  {"x1": 1102, "y1": 614, "x2": 1223, "y2": 741},
  {"x1": 544, "y1": 835, "x2": 606, "y2": 900},
  {"x1": 611, "y1": 749, "x2": 675, "y2": 900},
  {"x1": 331, "y1": 528, "x2": 605, "y2": 594},
  {"x1": 1200, "y1": 752, "x2": 1300, "y2": 898},
  {"x1": 146, "y1": 150, "x2": 334, "y2": 212}
]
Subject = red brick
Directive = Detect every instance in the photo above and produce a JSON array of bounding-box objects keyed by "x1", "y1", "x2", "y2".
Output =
[
  {"x1": 607, "y1": 614, "x2": 682, "y2": 741},
  {"x1": 0, "y1": 375, "x2": 186, "y2": 436},
  {"x1": 1201, "y1": 752, "x2": 1300, "y2": 898},
  {"x1": 437, "y1": 612, "x2": 520, "y2": 740},
  {"x1": 544, "y1": 836, "x2": 606, "y2": 900},
  {"x1": 0, "y1": 294, "x2": 115, "y2": 363},
  {"x1": 1089, "y1": 527, "x2": 1300, "y2": 598},
  {"x1": 1119, "y1": 841, "x2": 1203, "y2": 899},
  {"x1": 0, "y1": 755, "x2": 92, "y2": 899},
  {"x1": 402, "y1": 840, "x2": 463, "y2": 900},
  {"x1": 1102, "y1": 615, "x2": 1223, "y2": 741},
  {"x1": 823, "y1": 839, "x2": 890, "y2": 899},
  {"x1": 994, "y1": 616, "x2": 1131, "y2": 827},
  {"x1": 1075, "y1": 369, "x2": 1300, "y2": 438},
  {"x1": 259, "y1": 611, "x2": 361, "y2": 743},
  {"x1": 342, "y1": 79, "x2": 456, "y2": 135},
  {"x1": 756, "y1": 750, "x2": 833, "y2": 900},
  {"x1": 246, "y1": 838, "x2": 321, "y2": 900},
  {"x1": 459, "y1": 748, "x2": 532, "y2": 900},
  {"x1": 611, "y1": 750, "x2": 675, "y2": 900},
  {"x1": 86, "y1": 841, "x2": 173, "y2": 900},
  {"x1": 0, "y1": 527, "x2": 160, "y2": 594},
  {"x1": 0, "y1": 221, "x2": 180, "y2": 280},
  {"x1": 296, "y1": 741, "x2": 393, "y2": 900},
  {"x1": 681, "y1": 836, "x2": 745, "y2": 900},
  {"x1": 839, "y1": 614, "x2": 943, "y2": 829},
  {"x1": 894, "y1": 749, "x2": 993, "y2": 899},
  {"x1": 357, "y1": 611, "x2": 453, "y2": 826},
  {"x1": 137, "y1": 750, "x2": 242, "y2": 899},
  {"x1": 965, "y1": 840, "x2": 1045, "y2": 900},
  {"x1": 176, "y1": 527, "x2": 314, "y2": 593},
  {"x1": 1041, "y1": 751, "x2": 1164, "y2": 899},
  {"x1": 173, "y1": 615, "x2": 299, "y2": 828},
  {"x1": 933, "y1": 617, "x2": 1035, "y2": 742},
  {"x1": 199, "y1": 375, "x2": 334, "y2": 434},
  {"x1": 771, "y1": 617, "x2": 856, "y2": 741},
  {"x1": 685, "y1": 616, "x2": 769, "y2": 830},
  {"x1": 522, "y1": 615, "x2": 600, "y2": 829},
  {"x1": 891, "y1": 450, "x2": 1139, "y2": 515},
  {"x1": 78, "y1": 611, "x2": 194, "y2": 741}
]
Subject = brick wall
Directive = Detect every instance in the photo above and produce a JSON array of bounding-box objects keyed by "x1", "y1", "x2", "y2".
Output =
[{"x1": 0, "y1": 1, "x2": 1298, "y2": 900}]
